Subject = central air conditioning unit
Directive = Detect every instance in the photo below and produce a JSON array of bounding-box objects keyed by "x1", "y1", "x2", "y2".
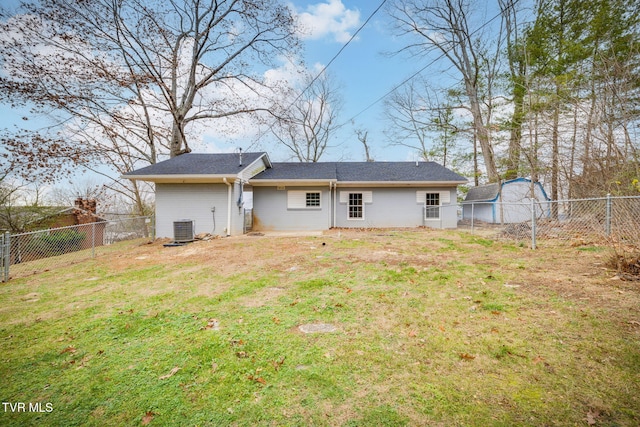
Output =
[{"x1": 173, "y1": 220, "x2": 195, "y2": 243}]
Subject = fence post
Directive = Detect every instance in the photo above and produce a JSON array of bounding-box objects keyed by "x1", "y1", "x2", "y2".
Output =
[
  {"x1": 149, "y1": 216, "x2": 155, "y2": 241},
  {"x1": 605, "y1": 193, "x2": 612, "y2": 236},
  {"x1": 471, "y1": 203, "x2": 475, "y2": 234},
  {"x1": 531, "y1": 198, "x2": 537, "y2": 250},
  {"x1": 2, "y1": 232, "x2": 9, "y2": 282},
  {"x1": 91, "y1": 222, "x2": 96, "y2": 258}
]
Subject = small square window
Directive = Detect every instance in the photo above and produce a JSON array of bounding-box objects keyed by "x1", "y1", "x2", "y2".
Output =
[{"x1": 306, "y1": 192, "x2": 320, "y2": 207}]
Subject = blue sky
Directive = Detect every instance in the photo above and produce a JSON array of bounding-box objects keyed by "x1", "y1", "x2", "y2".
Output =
[{"x1": 276, "y1": 0, "x2": 422, "y2": 161}]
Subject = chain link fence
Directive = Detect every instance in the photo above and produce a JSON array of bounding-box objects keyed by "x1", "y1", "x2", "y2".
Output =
[
  {"x1": 1, "y1": 216, "x2": 153, "y2": 281},
  {"x1": 460, "y1": 195, "x2": 640, "y2": 249}
]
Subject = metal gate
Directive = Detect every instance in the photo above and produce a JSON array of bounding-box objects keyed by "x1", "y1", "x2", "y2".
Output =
[{"x1": 244, "y1": 209, "x2": 253, "y2": 233}]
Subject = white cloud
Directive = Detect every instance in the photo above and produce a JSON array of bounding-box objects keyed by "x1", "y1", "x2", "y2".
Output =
[{"x1": 293, "y1": 0, "x2": 361, "y2": 43}]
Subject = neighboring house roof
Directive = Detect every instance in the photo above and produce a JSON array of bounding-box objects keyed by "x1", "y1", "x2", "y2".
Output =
[
  {"x1": 0, "y1": 206, "x2": 106, "y2": 233},
  {"x1": 122, "y1": 152, "x2": 270, "y2": 183},
  {"x1": 252, "y1": 161, "x2": 467, "y2": 185},
  {"x1": 464, "y1": 178, "x2": 550, "y2": 202}
]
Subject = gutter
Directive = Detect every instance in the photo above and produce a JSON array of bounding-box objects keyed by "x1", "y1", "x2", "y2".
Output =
[
  {"x1": 223, "y1": 177, "x2": 232, "y2": 236},
  {"x1": 335, "y1": 181, "x2": 468, "y2": 187}
]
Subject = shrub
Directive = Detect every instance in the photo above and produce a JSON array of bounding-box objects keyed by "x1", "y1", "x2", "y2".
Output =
[{"x1": 25, "y1": 230, "x2": 86, "y2": 258}]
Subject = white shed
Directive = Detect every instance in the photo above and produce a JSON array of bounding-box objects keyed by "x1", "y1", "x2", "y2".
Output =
[{"x1": 463, "y1": 178, "x2": 550, "y2": 224}]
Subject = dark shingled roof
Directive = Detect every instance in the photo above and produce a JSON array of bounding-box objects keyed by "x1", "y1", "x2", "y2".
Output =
[
  {"x1": 336, "y1": 162, "x2": 466, "y2": 182},
  {"x1": 123, "y1": 152, "x2": 267, "y2": 176},
  {"x1": 252, "y1": 161, "x2": 467, "y2": 182},
  {"x1": 123, "y1": 153, "x2": 468, "y2": 184},
  {"x1": 464, "y1": 183, "x2": 501, "y2": 202},
  {"x1": 253, "y1": 162, "x2": 338, "y2": 180}
]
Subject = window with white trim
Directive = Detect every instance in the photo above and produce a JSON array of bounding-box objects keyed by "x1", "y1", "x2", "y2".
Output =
[
  {"x1": 287, "y1": 190, "x2": 321, "y2": 209},
  {"x1": 306, "y1": 192, "x2": 320, "y2": 207},
  {"x1": 424, "y1": 192, "x2": 440, "y2": 219},
  {"x1": 348, "y1": 193, "x2": 364, "y2": 219}
]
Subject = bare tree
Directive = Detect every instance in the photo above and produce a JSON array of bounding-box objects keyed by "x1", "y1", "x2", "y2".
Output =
[
  {"x1": 272, "y1": 72, "x2": 342, "y2": 162},
  {"x1": 499, "y1": 0, "x2": 527, "y2": 180},
  {"x1": 0, "y1": 0, "x2": 299, "y2": 212},
  {"x1": 389, "y1": 0, "x2": 503, "y2": 182},
  {"x1": 384, "y1": 78, "x2": 470, "y2": 170},
  {"x1": 355, "y1": 128, "x2": 374, "y2": 162},
  {"x1": 384, "y1": 79, "x2": 431, "y2": 159}
]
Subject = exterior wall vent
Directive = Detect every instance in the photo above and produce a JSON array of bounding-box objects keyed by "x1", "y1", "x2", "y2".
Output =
[{"x1": 173, "y1": 220, "x2": 194, "y2": 242}]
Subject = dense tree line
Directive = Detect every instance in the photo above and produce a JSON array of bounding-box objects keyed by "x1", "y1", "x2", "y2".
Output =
[{"x1": 387, "y1": 0, "x2": 640, "y2": 196}]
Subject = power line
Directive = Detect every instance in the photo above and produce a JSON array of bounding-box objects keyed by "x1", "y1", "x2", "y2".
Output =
[
  {"x1": 340, "y1": 0, "x2": 520, "y2": 129},
  {"x1": 248, "y1": 0, "x2": 388, "y2": 150}
]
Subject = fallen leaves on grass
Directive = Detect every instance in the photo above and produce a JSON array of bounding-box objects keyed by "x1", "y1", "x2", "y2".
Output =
[
  {"x1": 201, "y1": 319, "x2": 219, "y2": 330},
  {"x1": 60, "y1": 346, "x2": 76, "y2": 354},
  {"x1": 271, "y1": 357, "x2": 286, "y2": 371},
  {"x1": 159, "y1": 367, "x2": 180, "y2": 380},
  {"x1": 248, "y1": 375, "x2": 267, "y2": 385},
  {"x1": 586, "y1": 408, "x2": 601, "y2": 425},
  {"x1": 141, "y1": 411, "x2": 154, "y2": 425}
]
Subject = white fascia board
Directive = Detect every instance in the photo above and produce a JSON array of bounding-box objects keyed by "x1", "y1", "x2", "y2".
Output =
[
  {"x1": 335, "y1": 181, "x2": 466, "y2": 187},
  {"x1": 121, "y1": 174, "x2": 238, "y2": 183},
  {"x1": 239, "y1": 155, "x2": 270, "y2": 181},
  {"x1": 249, "y1": 179, "x2": 337, "y2": 187}
]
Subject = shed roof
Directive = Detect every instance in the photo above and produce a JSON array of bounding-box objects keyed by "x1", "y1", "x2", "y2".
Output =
[
  {"x1": 464, "y1": 182, "x2": 501, "y2": 202},
  {"x1": 464, "y1": 178, "x2": 550, "y2": 202}
]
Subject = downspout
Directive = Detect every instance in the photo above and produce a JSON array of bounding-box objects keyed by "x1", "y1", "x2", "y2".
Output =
[
  {"x1": 328, "y1": 182, "x2": 332, "y2": 229},
  {"x1": 332, "y1": 181, "x2": 337, "y2": 228},
  {"x1": 223, "y1": 177, "x2": 232, "y2": 236}
]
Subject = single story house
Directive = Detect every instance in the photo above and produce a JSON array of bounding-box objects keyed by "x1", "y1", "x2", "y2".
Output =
[
  {"x1": 462, "y1": 177, "x2": 550, "y2": 224},
  {"x1": 123, "y1": 152, "x2": 468, "y2": 239}
]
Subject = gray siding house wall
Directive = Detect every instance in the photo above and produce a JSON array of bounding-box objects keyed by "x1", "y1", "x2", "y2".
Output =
[
  {"x1": 156, "y1": 183, "x2": 227, "y2": 238},
  {"x1": 334, "y1": 187, "x2": 458, "y2": 229},
  {"x1": 155, "y1": 181, "x2": 247, "y2": 238},
  {"x1": 252, "y1": 186, "x2": 332, "y2": 231}
]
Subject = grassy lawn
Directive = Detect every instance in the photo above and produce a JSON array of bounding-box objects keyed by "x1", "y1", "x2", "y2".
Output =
[{"x1": 1, "y1": 229, "x2": 639, "y2": 426}]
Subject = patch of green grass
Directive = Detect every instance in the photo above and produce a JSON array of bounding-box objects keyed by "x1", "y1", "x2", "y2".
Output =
[
  {"x1": 576, "y1": 245, "x2": 607, "y2": 252},
  {"x1": 1, "y1": 231, "x2": 639, "y2": 426}
]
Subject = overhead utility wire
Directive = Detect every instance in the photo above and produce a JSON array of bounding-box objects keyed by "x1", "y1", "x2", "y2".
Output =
[
  {"x1": 339, "y1": 0, "x2": 521, "y2": 129},
  {"x1": 248, "y1": 0, "x2": 388, "y2": 149}
]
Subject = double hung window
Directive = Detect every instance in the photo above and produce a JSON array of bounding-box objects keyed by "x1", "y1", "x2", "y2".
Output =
[
  {"x1": 348, "y1": 193, "x2": 364, "y2": 219},
  {"x1": 424, "y1": 193, "x2": 440, "y2": 219}
]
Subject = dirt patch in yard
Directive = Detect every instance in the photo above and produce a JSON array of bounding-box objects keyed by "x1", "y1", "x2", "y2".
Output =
[{"x1": 104, "y1": 229, "x2": 640, "y2": 310}]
